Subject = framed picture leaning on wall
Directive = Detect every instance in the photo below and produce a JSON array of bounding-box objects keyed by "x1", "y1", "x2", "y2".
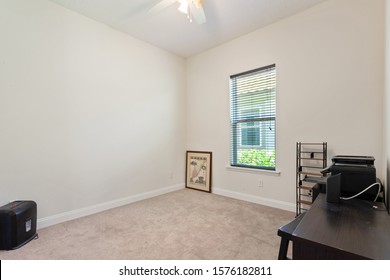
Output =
[{"x1": 185, "y1": 151, "x2": 212, "y2": 193}]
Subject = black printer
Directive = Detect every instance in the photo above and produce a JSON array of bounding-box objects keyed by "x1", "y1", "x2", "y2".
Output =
[{"x1": 322, "y1": 155, "x2": 380, "y2": 200}]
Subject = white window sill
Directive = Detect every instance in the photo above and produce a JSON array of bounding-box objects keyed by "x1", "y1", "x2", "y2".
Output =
[{"x1": 226, "y1": 165, "x2": 281, "y2": 176}]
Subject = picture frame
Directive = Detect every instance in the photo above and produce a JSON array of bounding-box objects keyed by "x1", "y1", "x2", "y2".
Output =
[{"x1": 185, "y1": 151, "x2": 212, "y2": 193}]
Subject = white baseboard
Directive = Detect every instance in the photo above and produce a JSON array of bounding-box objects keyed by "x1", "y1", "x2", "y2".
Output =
[
  {"x1": 212, "y1": 187, "x2": 295, "y2": 213},
  {"x1": 37, "y1": 184, "x2": 185, "y2": 229}
]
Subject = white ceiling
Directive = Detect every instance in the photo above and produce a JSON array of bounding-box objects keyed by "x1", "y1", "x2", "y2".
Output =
[{"x1": 50, "y1": 0, "x2": 328, "y2": 58}]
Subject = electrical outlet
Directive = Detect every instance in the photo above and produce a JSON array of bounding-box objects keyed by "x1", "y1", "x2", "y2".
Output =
[
  {"x1": 258, "y1": 180, "x2": 263, "y2": 187},
  {"x1": 170, "y1": 172, "x2": 174, "y2": 179}
]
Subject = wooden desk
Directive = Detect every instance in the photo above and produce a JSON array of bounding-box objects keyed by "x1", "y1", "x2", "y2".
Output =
[{"x1": 292, "y1": 194, "x2": 390, "y2": 259}]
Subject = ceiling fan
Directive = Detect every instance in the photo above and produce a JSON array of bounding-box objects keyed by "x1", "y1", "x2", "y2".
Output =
[{"x1": 148, "y1": 0, "x2": 206, "y2": 24}]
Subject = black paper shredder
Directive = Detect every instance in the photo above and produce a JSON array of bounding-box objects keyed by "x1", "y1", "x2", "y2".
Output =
[{"x1": 0, "y1": 201, "x2": 37, "y2": 250}]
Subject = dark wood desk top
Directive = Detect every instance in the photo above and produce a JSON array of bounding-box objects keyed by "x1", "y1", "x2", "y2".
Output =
[{"x1": 292, "y1": 193, "x2": 390, "y2": 259}]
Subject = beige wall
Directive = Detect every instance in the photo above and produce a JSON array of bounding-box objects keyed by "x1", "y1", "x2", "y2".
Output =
[
  {"x1": 186, "y1": 0, "x2": 385, "y2": 209},
  {"x1": 0, "y1": 0, "x2": 186, "y2": 224},
  {"x1": 0, "y1": 0, "x2": 386, "y2": 225}
]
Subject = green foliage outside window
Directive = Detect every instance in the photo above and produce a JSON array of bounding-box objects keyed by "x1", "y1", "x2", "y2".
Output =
[{"x1": 237, "y1": 149, "x2": 275, "y2": 168}]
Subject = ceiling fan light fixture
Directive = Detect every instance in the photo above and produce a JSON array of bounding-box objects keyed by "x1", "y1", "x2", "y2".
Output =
[
  {"x1": 178, "y1": 0, "x2": 189, "y2": 14},
  {"x1": 176, "y1": 0, "x2": 205, "y2": 24}
]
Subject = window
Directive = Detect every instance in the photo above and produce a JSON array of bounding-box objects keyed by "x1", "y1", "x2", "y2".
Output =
[
  {"x1": 241, "y1": 121, "x2": 260, "y2": 146},
  {"x1": 230, "y1": 64, "x2": 276, "y2": 170}
]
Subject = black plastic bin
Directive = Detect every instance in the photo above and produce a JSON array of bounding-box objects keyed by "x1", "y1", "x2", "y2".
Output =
[{"x1": 0, "y1": 201, "x2": 37, "y2": 250}]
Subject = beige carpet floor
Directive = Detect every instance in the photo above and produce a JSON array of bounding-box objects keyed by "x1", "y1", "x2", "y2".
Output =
[{"x1": 0, "y1": 189, "x2": 294, "y2": 260}]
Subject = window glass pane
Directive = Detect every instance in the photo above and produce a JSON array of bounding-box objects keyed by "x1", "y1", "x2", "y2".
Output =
[
  {"x1": 230, "y1": 65, "x2": 276, "y2": 170},
  {"x1": 240, "y1": 122, "x2": 260, "y2": 146}
]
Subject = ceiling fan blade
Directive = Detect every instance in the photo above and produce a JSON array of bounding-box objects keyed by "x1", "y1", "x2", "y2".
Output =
[
  {"x1": 190, "y1": 1, "x2": 206, "y2": 24},
  {"x1": 148, "y1": 0, "x2": 177, "y2": 15}
]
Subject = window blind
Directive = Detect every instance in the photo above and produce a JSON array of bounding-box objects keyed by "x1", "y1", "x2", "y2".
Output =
[{"x1": 230, "y1": 64, "x2": 276, "y2": 170}]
